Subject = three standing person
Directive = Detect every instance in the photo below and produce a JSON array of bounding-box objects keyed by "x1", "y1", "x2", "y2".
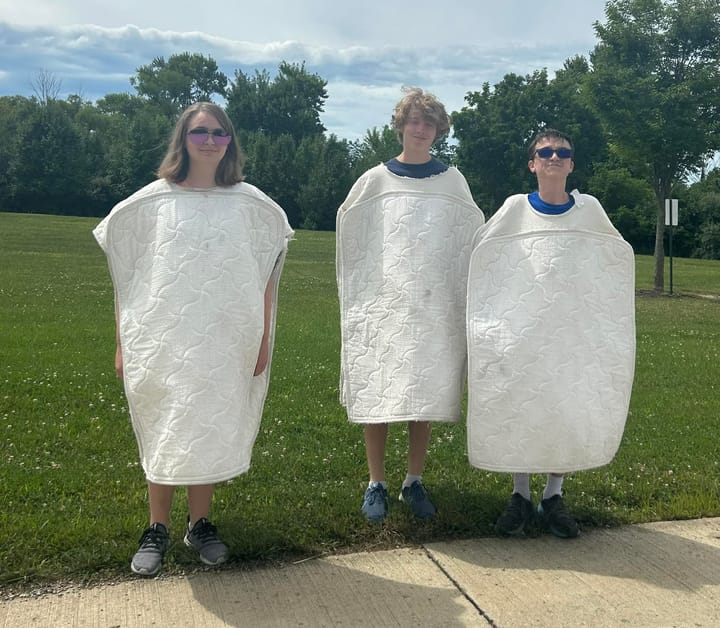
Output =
[
  {"x1": 96, "y1": 96, "x2": 634, "y2": 576},
  {"x1": 336, "y1": 87, "x2": 484, "y2": 522},
  {"x1": 94, "y1": 102, "x2": 293, "y2": 576}
]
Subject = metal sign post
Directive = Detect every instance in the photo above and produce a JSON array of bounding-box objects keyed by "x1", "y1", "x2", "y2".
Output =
[{"x1": 664, "y1": 199, "x2": 679, "y2": 294}]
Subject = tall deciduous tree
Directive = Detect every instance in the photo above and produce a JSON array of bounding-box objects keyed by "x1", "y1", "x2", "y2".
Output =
[
  {"x1": 588, "y1": 0, "x2": 720, "y2": 291},
  {"x1": 296, "y1": 134, "x2": 353, "y2": 229},
  {"x1": 227, "y1": 62, "x2": 327, "y2": 140},
  {"x1": 5, "y1": 98, "x2": 91, "y2": 214},
  {"x1": 453, "y1": 65, "x2": 602, "y2": 213},
  {"x1": 453, "y1": 71, "x2": 550, "y2": 212},
  {"x1": 131, "y1": 53, "x2": 228, "y2": 114},
  {"x1": 348, "y1": 126, "x2": 400, "y2": 178}
]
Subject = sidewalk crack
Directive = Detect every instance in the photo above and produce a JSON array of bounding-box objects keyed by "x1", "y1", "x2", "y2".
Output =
[{"x1": 422, "y1": 546, "x2": 499, "y2": 627}]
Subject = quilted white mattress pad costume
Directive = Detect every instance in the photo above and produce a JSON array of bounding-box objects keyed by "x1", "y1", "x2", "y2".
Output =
[
  {"x1": 93, "y1": 179, "x2": 293, "y2": 484},
  {"x1": 337, "y1": 165, "x2": 485, "y2": 423},
  {"x1": 466, "y1": 191, "x2": 635, "y2": 473}
]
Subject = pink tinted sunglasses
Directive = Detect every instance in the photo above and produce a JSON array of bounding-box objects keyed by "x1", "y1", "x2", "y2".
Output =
[{"x1": 187, "y1": 127, "x2": 232, "y2": 146}]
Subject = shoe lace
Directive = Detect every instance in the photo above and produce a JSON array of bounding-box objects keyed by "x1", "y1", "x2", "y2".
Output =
[
  {"x1": 546, "y1": 497, "x2": 571, "y2": 521},
  {"x1": 139, "y1": 526, "x2": 166, "y2": 550},
  {"x1": 366, "y1": 485, "x2": 385, "y2": 505},
  {"x1": 407, "y1": 482, "x2": 426, "y2": 502},
  {"x1": 191, "y1": 519, "x2": 219, "y2": 543},
  {"x1": 505, "y1": 494, "x2": 528, "y2": 517}
]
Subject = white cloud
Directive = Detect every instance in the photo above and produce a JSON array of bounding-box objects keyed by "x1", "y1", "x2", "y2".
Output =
[{"x1": 0, "y1": 1, "x2": 607, "y2": 140}]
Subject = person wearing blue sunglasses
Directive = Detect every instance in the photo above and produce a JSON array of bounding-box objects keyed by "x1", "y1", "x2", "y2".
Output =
[
  {"x1": 466, "y1": 128, "x2": 635, "y2": 540},
  {"x1": 93, "y1": 102, "x2": 293, "y2": 576}
]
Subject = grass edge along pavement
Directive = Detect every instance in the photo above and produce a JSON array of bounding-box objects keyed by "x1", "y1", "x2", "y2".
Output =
[{"x1": 0, "y1": 212, "x2": 718, "y2": 590}]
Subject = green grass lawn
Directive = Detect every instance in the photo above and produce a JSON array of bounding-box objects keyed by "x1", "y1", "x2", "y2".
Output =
[{"x1": 1, "y1": 212, "x2": 719, "y2": 589}]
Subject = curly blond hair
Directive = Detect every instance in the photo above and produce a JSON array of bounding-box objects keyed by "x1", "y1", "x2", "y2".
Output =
[{"x1": 391, "y1": 86, "x2": 451, "y2": 144}]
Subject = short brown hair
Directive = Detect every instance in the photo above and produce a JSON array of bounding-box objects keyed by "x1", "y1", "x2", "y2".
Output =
[
  {"x1": 391, "y1": 86, "x2": 451, "y2": 144},
  {"x1": 157, "y1": 102, "x2": 246, "y2": 186},
  {"x1": 527, "y1": 128, "x2": 574, "y2": 160}
]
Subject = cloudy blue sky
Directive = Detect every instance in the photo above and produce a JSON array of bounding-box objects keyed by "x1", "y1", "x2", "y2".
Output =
[{"x1": 0, "y1": 1, "x2": 609, "y2": 140}]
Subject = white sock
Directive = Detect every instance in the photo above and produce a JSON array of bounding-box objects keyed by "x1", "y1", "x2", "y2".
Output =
[
  {"x1": 512, "y1": 473, "x2": 531, "y2": 501},
  {"x1": 543, "y1": 474, "x2": 564, "y2": 500},
  {"x1": 368, "y1": 480, "x2": 387, "y2": 489},
  {"x1": 402, "y1": 474, "x2": 422, "y2": 489}
]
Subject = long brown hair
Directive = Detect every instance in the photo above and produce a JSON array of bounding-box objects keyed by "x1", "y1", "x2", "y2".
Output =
[{"x1": 157, "y1": 102, "x2": 246, "y2": 186}]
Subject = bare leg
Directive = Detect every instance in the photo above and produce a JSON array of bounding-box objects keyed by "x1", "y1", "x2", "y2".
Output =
[
  {"x1": 147, "y1": 482, "x2": 176, "y2": 527},
  {"x1": 364, "y1": 423, "x2": 388, "y2": 482},
  {"x1": 407, "y1": 421, "x2": 432, "y2": 476},
  {"x1": 187, "y1": 484, "x2": 215, "y2": 525}
]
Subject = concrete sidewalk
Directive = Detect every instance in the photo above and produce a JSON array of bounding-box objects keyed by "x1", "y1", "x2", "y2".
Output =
[{"x1": 2, "y1": 517, "x2": 719, "y2": 627}]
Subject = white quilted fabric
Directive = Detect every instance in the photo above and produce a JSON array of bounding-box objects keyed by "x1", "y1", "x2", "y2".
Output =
[
  {"x1": 337, "y1": 165, "x2": 485, "y2": 423},
  {"x1": 466, "y1": 192, "x2": 635, "y2": 472},
  {"x1": 93, "y1": 179, "x2": 293, "y2": 484}
]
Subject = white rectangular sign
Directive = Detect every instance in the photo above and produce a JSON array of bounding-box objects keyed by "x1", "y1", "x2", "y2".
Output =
[{"x1": 665, "y1": 199, "x2": 679, "y2": 226}]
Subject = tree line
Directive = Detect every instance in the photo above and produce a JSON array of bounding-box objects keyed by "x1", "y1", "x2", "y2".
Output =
[{"x1": 1, "y1": 0, "x2": 719, "y2": 289}]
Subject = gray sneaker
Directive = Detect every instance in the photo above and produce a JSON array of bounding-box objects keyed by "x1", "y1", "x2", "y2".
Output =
[
  {"x1": 184, "y1": 517, "x2": 229, "y2": 566},
  {"x1": 131, "y1": 522, "x2": 169, "y2": 576}
]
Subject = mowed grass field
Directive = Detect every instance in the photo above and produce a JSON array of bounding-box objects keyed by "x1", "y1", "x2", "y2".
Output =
[{"x1": 1, "y1": 211, "x2": 719, "y2": 589}]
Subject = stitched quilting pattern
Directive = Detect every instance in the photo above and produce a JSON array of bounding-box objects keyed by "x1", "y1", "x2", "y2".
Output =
[
  {"x1": 338, "y1": 181, "x2": 484, "y2": 423},
  {"x1": 94, "y1": 181, "x2": 292, "y2": 484},
  {"x1": 466, "y1": 229, "x2": 635, "y2": 472}
]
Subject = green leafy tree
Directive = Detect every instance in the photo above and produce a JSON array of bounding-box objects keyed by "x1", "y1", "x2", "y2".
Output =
[
  {"x1": 295, "y1": 134, "x2": 354, "y2": 230},
  {"x1": 587, "y1": 0, "x2": 720, "y2": 290},
  {"x1": 241, "y1": 132, "x2": 302, "y2": 226},
  {"x1": 547, "y1": 56, "x2": 609, "y2": 192},
  {"x1": 226, "y1": 69, "x2": 272, "y2": 133},
  {"x1": 454, "y1": 66, "x2": 602, "y2": 213},
  {"x1": 227, "y1": 61, "x2": 327, "y2": 140},
  {"x1": 226, "y1": 61, "x2": 327, "y2": 142},
  {"x1": 685, "y1": 169, "x2": 720, "y2": 259},
  {"x1": 0, "y1": 96, "x2": 35, "y2": 211},
  {"x1": 86, "y1": 93, "x2": 173, "y2": 207},
  {"x1": 348, "y1": 125, "x2": 399, "y2": 178},
  {"x1": 131, "y1": 53, "x2": 228, "y2": 115},
  {"x1": 454, "y1": 73, "x2": 540, "y2": 212},
  {"x1": 5, "y1": 98, "x2": 94, "y2": 215},
  {"x1": 589, "y1": 162, "x2": 657, "y2": 252},
  {"x1": 227, "y1": 61, "x2": 334, "y2": 227},
  {"x1": 268, "y1": 62, "x2": 327, "y2": 139}
]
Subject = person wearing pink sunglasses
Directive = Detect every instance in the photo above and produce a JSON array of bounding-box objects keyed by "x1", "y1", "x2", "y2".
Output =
[
  {"x1": 466, "y1": 128, "x2": 635, "y2": 539},
  {"x1": 93, "y1": 102, "x2": 293, "y2": 576}
]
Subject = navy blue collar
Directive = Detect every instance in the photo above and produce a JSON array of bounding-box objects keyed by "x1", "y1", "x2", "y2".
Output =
[{"x1": 385, "y1": 157, "x2": 448, "y2": 179}]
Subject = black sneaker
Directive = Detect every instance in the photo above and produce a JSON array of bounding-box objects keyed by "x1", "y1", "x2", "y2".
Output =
[
  {"x1": 538, "y1": 494, "x2": 579, "y2": 538},
  {"x1": 184, "y1": 517, "x2": 229, "y2": 565},
  {"x1": 131, "y1": 522, "x2": 169, "y2": 576},
  {"x1": 494, "y1": 493, "x2": 534, "y2": 536}
]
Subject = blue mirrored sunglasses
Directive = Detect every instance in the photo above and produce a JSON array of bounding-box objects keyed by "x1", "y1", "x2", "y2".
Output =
[{"x1": 535, "y1": 147, "x2": 573, "y2": 159}]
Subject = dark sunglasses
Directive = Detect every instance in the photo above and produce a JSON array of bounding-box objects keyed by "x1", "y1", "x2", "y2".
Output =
[
  {"x1": 535, "y1": 147, "x2": 573, "y2": 159},
  {"x1": 187, "y1": 127, "x2": 232, "y2": 146}
]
